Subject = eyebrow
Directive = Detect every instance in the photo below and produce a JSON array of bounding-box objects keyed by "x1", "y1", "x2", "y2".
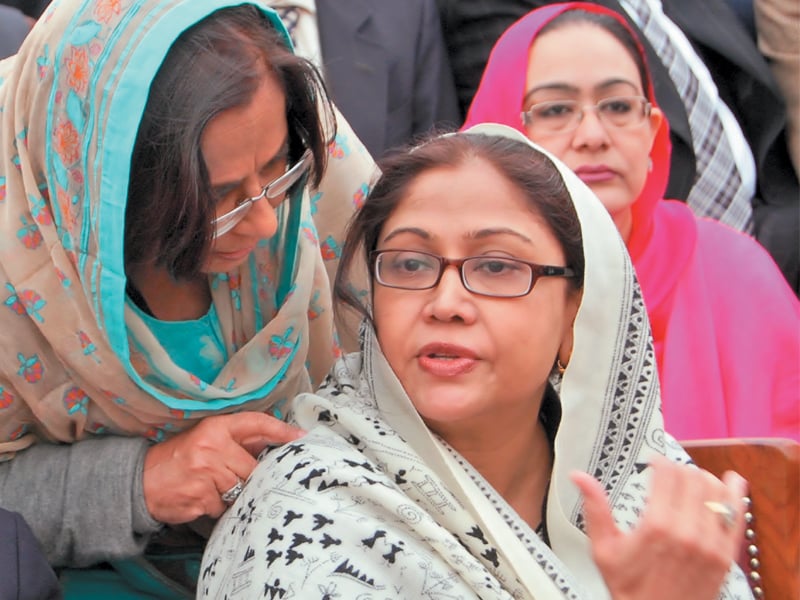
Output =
[
  {"x1": 522, "y1": 78, "x2": 639, "y2": 106},
  {"x1": 210, "y1": 139, "x2": 290, "y2": 198},
  {"x1": 381, "y1": 226, "x2": 533, "y2": 245}
]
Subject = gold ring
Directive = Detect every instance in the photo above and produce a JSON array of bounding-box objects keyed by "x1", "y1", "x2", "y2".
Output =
[{"x1": 703, "y1": 500, "x2": 736, "y2": 529}]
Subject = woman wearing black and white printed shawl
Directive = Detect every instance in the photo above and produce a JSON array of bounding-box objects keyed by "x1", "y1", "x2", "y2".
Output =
[{"x1": 199, "y1": 124, "x2": 753, "y2": 600}]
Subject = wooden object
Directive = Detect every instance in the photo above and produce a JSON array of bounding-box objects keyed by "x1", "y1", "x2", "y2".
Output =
[{"x1": 682, "y1": 438, "x2": 799, "y2": 600}]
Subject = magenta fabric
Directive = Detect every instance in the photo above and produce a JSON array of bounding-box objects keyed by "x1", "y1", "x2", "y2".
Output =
[{"x1": 463, "y1": 2, "x2": 799, "y2": 441}]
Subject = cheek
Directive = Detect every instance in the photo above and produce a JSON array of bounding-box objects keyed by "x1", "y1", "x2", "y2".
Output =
[
  {"x1": 372, "y1": 290, "x2": 405, "y2": 358},
  {"x1": 622, "y1": 133, "x2": 653, "y2": 195},
  {"x1": 496, "y1": 306, "x2": 564, "y2": 370},
  {"x1": 525, "y1": 134, "x2": 569, "y2": 159}
]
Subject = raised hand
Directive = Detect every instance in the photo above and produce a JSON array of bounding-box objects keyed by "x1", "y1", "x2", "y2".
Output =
[
  {"x1": 571, "y1": 456, "x2": 748, "y2": 600},
  {"x1": 142, "y1": 412, "x2": 304, "y2": 524}
]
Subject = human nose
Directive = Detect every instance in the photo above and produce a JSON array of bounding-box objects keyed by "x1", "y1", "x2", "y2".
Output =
[
  {"x1": 235, "y1": 193, "x2": 279, "y2": 239},
  {"x1": 423, "y1": 264, "x2": 478, "y2": 323},
  {"x1": 242, "y1": 176, "x2": 268, "y2": 203},
  {"x1": 570, "y1": 105, "x2": 610, "y2": 149}
]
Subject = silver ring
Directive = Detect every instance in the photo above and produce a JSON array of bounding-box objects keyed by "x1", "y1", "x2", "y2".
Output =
[
  {"x1": 221, "y1": 479, "x2": 244, "y2": 505},
  {"x1": 703, "y1": 500, "x2": 736, "y2": 529}
]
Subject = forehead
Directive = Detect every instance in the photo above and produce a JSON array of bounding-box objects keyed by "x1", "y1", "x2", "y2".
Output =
[
  {"x1": 201, "y1": 73, "x2": 288, "y2": 183},
  {"x1": 381, "y1": 158, "x2": 559, "y2": 246},
  {"x1": 525, "y1": 22, "x2": 642, "y2": 94}
]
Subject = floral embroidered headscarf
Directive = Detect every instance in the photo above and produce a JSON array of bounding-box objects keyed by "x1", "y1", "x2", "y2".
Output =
[{"x1": 0, "y1": 0, "x2": 376, "y2": 457}]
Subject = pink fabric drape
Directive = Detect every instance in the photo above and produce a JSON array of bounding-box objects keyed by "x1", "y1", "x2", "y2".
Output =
[{"x1": 464, "y1": 2, "x2": 799, "y2": 441}]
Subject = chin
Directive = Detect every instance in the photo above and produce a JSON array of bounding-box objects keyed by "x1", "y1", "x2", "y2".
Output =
[{"x1": 412, "y1": 390, "x2": 483, "y2": 423}]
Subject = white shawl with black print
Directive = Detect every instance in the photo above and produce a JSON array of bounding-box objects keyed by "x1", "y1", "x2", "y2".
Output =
[{"x1": 198, "y1": 124, "x2": 752, "y2": 600}]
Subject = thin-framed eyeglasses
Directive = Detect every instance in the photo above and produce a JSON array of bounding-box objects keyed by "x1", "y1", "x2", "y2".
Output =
[
  {"x1": 211, "y1": 149, "x2": 313, "y2": 239},
  {"x1": 521, "y1": 96, "x2": 651, "y2": 134},
  {"x1": 371, "y1": 249, "x2": 575, "y2": 298}
]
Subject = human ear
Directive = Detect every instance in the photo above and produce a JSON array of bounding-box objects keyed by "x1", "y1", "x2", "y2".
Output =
[
  {"x1": 557, "y1": 289, "x2": 582, "y2": 367},
  {"x1": 647, "y1": 106, "x2": 664, "y2": 151}
]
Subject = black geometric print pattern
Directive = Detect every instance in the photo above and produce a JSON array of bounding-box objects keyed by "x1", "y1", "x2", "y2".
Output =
[{"x1": 201, "y1": 342, "x2": 750, "y2": 600}]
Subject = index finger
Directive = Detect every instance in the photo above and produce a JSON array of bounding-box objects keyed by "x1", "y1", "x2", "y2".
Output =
[
  {"x1": 570, "y1": 470, "x2": 621, "y2": 544},
  {"x1": 225, "y1": 411, "x2": 305, "y2": 453}
]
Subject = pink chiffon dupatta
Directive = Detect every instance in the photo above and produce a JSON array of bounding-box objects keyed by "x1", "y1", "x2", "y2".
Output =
[{"x1": 464, "y1": 2, "x2": 799, "y2": 441}]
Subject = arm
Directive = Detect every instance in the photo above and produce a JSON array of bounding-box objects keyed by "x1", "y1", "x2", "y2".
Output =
[
  {"x1": 0, "y1": 436, "x2": 160, "y2": 567},
  {"x1": 199, "y1": 431, "x2": 492, "y2": 599},
  {"x1": 0, "y1": 411, "x2": 305, "y2": 568}
]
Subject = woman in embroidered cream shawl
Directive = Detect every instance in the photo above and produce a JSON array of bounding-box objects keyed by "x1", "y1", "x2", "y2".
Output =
[
  {"x1": 0, "y1": 0, "x2": 373, "y2": 594},
  {"x1": 200, "y1": 125, "x2": 753, "y2": 599}
]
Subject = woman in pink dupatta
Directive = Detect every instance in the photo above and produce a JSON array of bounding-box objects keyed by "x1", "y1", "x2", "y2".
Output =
[{"x1": 463, "y1": 2, "x2": 799, "y2": 441}]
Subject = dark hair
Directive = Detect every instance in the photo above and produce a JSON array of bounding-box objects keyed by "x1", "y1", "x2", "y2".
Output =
[
  {"x1": 125, "y1": 5, "x2": 333, "y2": 280},
  {"x1": 334, "y1": 132, "x2": 584, "y2": 324},
  {"x1": 539, "y1": 9, "x2": 650, "y2": 96}
]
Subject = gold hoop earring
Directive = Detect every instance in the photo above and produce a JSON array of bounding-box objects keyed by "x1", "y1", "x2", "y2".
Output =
[{"x1": 557, "y1": 359, "x2": 567, "y2": 375}]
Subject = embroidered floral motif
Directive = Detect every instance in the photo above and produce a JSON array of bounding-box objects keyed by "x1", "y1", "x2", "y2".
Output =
[
  {"x1": 93, "y1": 0, "x2": 123, "y2": 23},
  {"x1": 352, "y1": 182, "x2": 368, "y2": 208},
  {"x1": 307, "y1": 290, "x2": 323, "y2": 321},
  {"x1": 30, "y1": 195, "x2": 53, "y2": 226},
  {"x1": 4, "y1": 284, "x2": 25, "y2": 316},
  {"x1": 319, "y1": 235, "x2": 341, "y2": 261},
  {"x1": 77, "y1": 331, "x2": 99, "y2": 362},
  {"x1": 268, "y1": 328, "x2": 295, "y2": 360},
  {"x1": 0, "y1": 387, "x2": 14, "y2": 409},
  {"x1": 17, "y1": 353, "x2": 44, "y2": 384},
  {"x1": 64, "y1": 46, "x2": 89, "y2": 94},
  {"x1": 16, "y1": 216, "x2": 43, "y2": 249},
  {"x1": 14, "y1": 289, "x2": 46, "y2": 323},
  {"x1": 53, "y1": 119, "x2": 81, "y2": 165},
  {"x1": 63, "y1": 386, "x2": 89, "y2": 415}
]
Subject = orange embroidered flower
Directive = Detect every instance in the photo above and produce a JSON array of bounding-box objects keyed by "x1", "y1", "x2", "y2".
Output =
[
  {"x1": 94, "y1": 0, "x2": 122, "y2": 24},
  {"x1": 64, "y1": 46, "x2": 89, "y2": 94},
  {"x1": 56, "y1": 185, "x2": 78, "y2": 228},
  {"x1": 54, "y1": 120, "x2": 80, "y2": 165}
]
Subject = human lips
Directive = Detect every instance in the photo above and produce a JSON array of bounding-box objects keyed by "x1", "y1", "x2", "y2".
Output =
[
  {"x1": 214, "y1": 245, "x2": 255, "y2": 262},
  {"x1": 416, "y1": 342, "x2": 479, "y2": 377},
  {"x1": 574, "y1": 164, "x2": 618, "y2": 183}
]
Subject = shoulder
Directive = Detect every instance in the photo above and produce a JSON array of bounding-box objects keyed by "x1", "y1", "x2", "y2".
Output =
[
  {"x1": 688, "y1": 219, "x2": 799, "y2": 333},
  {"x1": 199, "y1": 430, "x2": 463, "y2": 599},
  {"x1": 694, "y1": 219, "x2": 795, "y2": 291}
]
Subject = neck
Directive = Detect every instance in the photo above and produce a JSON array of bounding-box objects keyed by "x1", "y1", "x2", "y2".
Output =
[
  {"x1": 127, "y1": 265, "x2": 211, "y2": 321},
  {"x1": 444, "y1": 416, "x2": 553, "y2": 530},
  {"x1": 612, "y1": 208, "x2": 633, "y2": 244}
]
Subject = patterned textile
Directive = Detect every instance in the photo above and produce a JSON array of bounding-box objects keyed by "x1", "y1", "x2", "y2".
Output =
[
  {"x1": 267, "y1": 0, "x2": 324, "y2": 71},
  {"x1": 619, "y1": 0, "x2": 755, "y2": 231},
  {"x1": 462, "y1": 3, "x2": 799, "y2": 441},
  {"x1": 199, "y1": 124, "x2": 752, "y2": 600},
  {"x1": 0, "y1": 0, "x2": 375, "y2": 458}
]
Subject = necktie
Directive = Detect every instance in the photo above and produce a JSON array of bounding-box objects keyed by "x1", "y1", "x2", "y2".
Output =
[{"x1": 622, "y1": 0, "x2": 754, "y2": 231}]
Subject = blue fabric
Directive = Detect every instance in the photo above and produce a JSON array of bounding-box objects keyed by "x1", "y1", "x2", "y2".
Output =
[
  {"x1": 60, "y1": 556, "x2": 196, "y2": 599},
  {"x1": 126, "y1": 298, "x2": 227, "y2": 383}
]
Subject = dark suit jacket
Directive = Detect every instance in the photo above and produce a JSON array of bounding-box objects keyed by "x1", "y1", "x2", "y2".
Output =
[
  {"x1": 436, "y1": 0, "x2": 799, "y2": 291},
  {"x1": 0, "y1": 0, "x2": 49, "y2": 19},
  {"x1": 316, "y1": 0, "x2": 460, "y2": 158},
  {"x1": 662, "y1": 0, "x2": 799, "y2": 292},
  {"x1": 0, "y1": 508, "x2": 61, "y2": 600},
  {"x1": 0, "y1": 5, "x2": 32, "y2": 59}
]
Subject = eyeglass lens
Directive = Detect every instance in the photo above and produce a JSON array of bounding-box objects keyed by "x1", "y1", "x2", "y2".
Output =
[
  {"x1": 375, "y1": 250, "x2": 535, "y2": 297},
  {"x1": 523, "y1": 96, "x2": 648, "y2": 133},
  {"x1": 211, "y1": 150, "x2": 312, "y2": 238}
]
